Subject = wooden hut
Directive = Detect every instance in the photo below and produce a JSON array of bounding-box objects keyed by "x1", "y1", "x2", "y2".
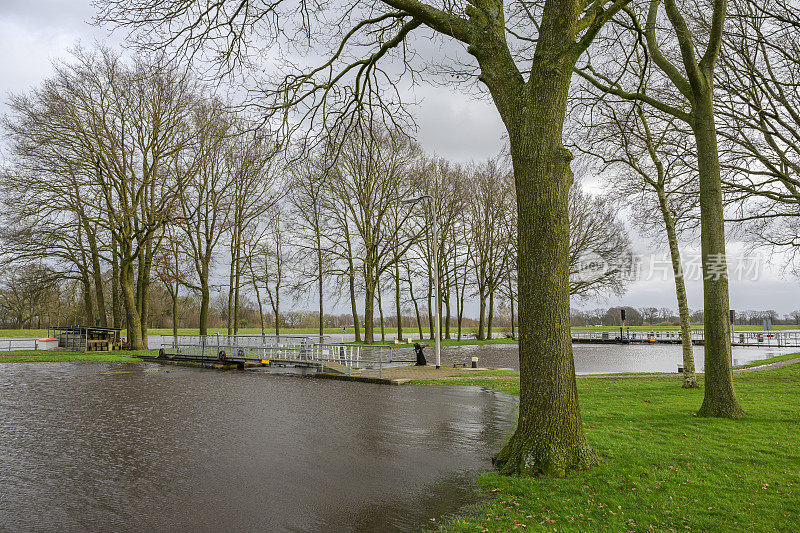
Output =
[{"x1": 48, "y1": 326, "x2": 124, "y2": 352}]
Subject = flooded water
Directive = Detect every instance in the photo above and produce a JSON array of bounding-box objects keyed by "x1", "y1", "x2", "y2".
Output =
[
  {"x1": 415, "y1": 343, "x2": 799, "y2": 373},
  {"x1": 0, "y1": 363, "x2": 516, "y2": 532}
]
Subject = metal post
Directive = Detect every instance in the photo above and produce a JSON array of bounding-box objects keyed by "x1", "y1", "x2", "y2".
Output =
[{"x1": 433, "y1": 194, "x2": 441, "y2": 369}]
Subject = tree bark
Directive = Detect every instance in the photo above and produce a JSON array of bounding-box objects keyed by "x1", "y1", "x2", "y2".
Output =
[
  {"x1": 84, "y1": 225, "x2": 108, "y2": 327},
  {"x1": 693, "y1": 92, "x2": 743, "y2": 417},
  {"x1": 377, "y1": 282, "x2": 385, "y2": 342},
  {"x1": 318, "y1": 243, "x2": 324, "y2": 338},
  {"x1": 199, "y1": 262, "x2": 210, "y2": 336},
  {"x1": 477, "y1": 289, "x2": 486, "y2": 340},
  {"x1": 444, "y1": 271, "x2": 451, "y2": 339},
  {"x1": 81, "y1": 271, "x2": 95, "y2": 326},
  {"x1": 426, "y1": 270, "x2": 434, "y2": 340},
  {"x1": 491, "y1": 2, "x2": 598, "y2": 474},
  {"x1": 656, "y1": 188, "x2": 698, "y2": 388},
  {"x1": 394, "y1": 260, "x2": 404, "y2": 342},
  {"x1": 120, "y1": 259, "x2": 143, "y2": 349},
  {"x1": 487, "y1": 289, "x2": 494, "y2": 339},
  {"x1": 171, "y1": 280, "x2": 179, "y2": 343},
  {"x1": 406, "y1": 271, "x2": 423, "y2": 340},
  {"x1": 364, "y1": 276, "x2": 375, "y2": 344},
  {"x1": 349, "y1": 267, "x2": 361, "y2": 343},
  {"x1": 111, "y1": 238, "x2": 121, "y2": 329}
]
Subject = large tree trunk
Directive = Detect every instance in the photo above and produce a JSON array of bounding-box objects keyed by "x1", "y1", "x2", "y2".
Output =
[
  {"x1": 509, "y1": 276, "x2": 516, "y2": 339},
  {"x1": 693, "y1": 93, "x2": 743, "y2": 417},
  {"x1": 81, "y1": 271, "x2": 95, "y2": 326},
  {"x1": 426, "y1": 271, "x2": 434, "y2": 340},
  {"x1": 317, "y1": 235, "x2": 325, "y2": 338},
  {"x1": 477, "y1": 288, "x2": 487, "y2": 340},
  {"x1": 364, "y1": 276, "x2": 375, "y2": 344},
  {"x1": 444, "y1": 272, "x2": 451, "y2": 339},
  {"x1": 120, "y1": 260, "x2": 143, "y2": 349},
  {"x1": 233, "y1": 250, "x2": 241, "y2": 334},
  {"x1": 349, "y1": 267, "x2": 361, "y2": 343},
  {"x1": 377, "y1": 282, "x2": 385, "y2": 342},
  {"x1": 171, "y1": 282, "x2": 178, "y2": 344},
  {"x1": 487, "y1": 289, "x2": 494, "y2": 339},
  {"x1": 657, "y1": 188, "x2": 698, "y2": 388},
  {"x1": 457, "y1": 271, "x2": 465, "y2": 340},
  {"x1": 274, "y1": 285, "x2": 280, "y2": 336},
  {"x1": 492, "y1": 16, "x2": 597, "y2": 474},
  {"x1": 138, "y1": 241, "x2": 153, "y2": 349},
  {"x1": 199, "y1": 263, "x2": 210, "y2": 335},
  {"x1": 111, "y1": 238, "x2": 122, "y2": 329},
  {"x1": 227, "y1": 233, "x2": 236, "y2": 335},
  {"x1": 406, "y1": 272, "x2": 423, "y2": 340},
  {"x1": 85, "y1": 226, "x2": 108, "y2": 327},
  {"x1": 394, "y1": 261, "x2": 403, "y2": 342}
]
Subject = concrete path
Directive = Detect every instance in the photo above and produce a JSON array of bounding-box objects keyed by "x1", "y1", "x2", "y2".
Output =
[{"x1": 734, "y1": 356, "x2": 800, "y2": 372}]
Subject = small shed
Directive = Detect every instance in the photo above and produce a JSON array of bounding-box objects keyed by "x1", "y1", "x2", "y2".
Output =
[{"x1": 48, "y1": 326, "x2": 124, "y2": 353}]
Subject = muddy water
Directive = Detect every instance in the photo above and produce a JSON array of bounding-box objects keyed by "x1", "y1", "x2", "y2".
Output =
[{"x1": 0, "y1": 363, "x2": 516, "y2": 532}]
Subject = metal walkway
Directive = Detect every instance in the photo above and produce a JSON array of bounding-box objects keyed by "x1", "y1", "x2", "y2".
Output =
[
  {"x1": 158, "y1": 334, "x2": 396, "y2": 378},
  {"x1": 571, "y1": 329, "x2": 800, "y2": 347}
]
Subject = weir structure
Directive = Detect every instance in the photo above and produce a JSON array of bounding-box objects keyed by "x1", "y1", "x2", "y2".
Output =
[
  {"x1": 571, "y1": 328, "x2": 800, "y2": 346},
  {"x1": 157, "y1": 334, "x2": 396, "y2": 378}
]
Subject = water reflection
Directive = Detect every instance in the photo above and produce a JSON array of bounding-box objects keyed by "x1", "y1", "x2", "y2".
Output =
[{"x1": 0, "y1": 363, "x2": 516, "y2": 532}]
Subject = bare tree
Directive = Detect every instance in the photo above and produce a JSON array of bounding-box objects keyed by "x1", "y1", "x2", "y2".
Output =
[
  {"x1": 177, "y1": 98, "x2": 236, "y2": 335},
  {"x1": 577, "y1": 0, "x2": 744, "y2": 417},
  {"x1": 465, "y1": 159, "x2": 514, "y2": 340},
  {"x1": 716, "y1": 0, "x2": 800, "y2": 264},
  {"x1": 225, "y1": 127, "x2": 281, "y2": 334},
  {"x1": 332, "y1": 125, "x2": 419, "y2": 344},
  {"x1": 287, "y1": 154, "x2": 334, "y2": 337},
  {"x1": 573, "y1": 53, "x2": 701, "y2": 388}
]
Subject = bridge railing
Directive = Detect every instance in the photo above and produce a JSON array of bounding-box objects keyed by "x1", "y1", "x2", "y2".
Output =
[
  {"x1": 309, "y1": 344, "x2": 393, "y2": 378},
  {"x1": 569, "y1": 328, "x2": 800, "y2": 346},
  {"x1": 159, "y1": 335, "x2": 395, "y2": 376},
  {"x1": 160, "y1": 334, "x2": 330, "y2": 359}
]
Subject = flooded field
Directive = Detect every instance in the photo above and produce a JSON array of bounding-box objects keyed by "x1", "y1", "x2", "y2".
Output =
[
  {"x1": 419, "y1": 343, "x2": 798, "y2": 373},
  {"x1": 0, "y1": 363, "x2": 516, "y2": 532}
]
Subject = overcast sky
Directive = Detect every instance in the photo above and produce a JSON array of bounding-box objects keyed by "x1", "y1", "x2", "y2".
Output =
[{"x1": 1, "y1": 1, "x2": 798, "y2": 317}]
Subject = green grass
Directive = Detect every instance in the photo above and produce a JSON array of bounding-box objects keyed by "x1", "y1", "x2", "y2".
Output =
[
  {"x1": 0, "y1": 349, "x2": 156, "y2": 363},
  {"x1": 420, "y1": 361, "x2": 800, "y2": 532}
]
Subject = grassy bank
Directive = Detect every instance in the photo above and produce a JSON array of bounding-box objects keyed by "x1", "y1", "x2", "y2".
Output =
[
  {"x1": 0, "y1": 349, "x2": 155, "y2": 363},
  {"x1": 420, "y1": 359, "x2": 800, "y2": 531}
]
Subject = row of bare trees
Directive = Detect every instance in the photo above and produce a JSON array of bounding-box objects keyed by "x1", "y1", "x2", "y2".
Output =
[
  {"x1": 0, "y1": 47, "x2": 282, "y2": 349},
  {"x1": 1, "y1": 60, "x2": 633, "y2": 347}
]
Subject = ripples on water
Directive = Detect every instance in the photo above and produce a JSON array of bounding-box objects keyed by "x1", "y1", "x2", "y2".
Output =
[{"x1": 0, "y1": 363, "x2": 517, "y2": 532}]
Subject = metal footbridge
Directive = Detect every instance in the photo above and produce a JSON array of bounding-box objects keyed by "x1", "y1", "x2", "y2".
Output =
[
  {"x1": 571, "y1": 328, "x2": 800, "y2": 347},
  {"x1": 157, "y1": 334, "x2": 397, "y2": 378}
]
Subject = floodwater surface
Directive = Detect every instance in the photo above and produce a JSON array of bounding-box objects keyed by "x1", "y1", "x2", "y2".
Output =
[
  {"x1": 0, "y1": 363, "x2": 517, "y2": 532},
  {"x1": 422, "y1": 343, "x2": 799, "y2": 373}
]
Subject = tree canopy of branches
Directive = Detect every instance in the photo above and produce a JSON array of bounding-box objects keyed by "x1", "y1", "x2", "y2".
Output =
[{"x1": 97, "y1": 0, "x2": 636, "y2": 477}]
